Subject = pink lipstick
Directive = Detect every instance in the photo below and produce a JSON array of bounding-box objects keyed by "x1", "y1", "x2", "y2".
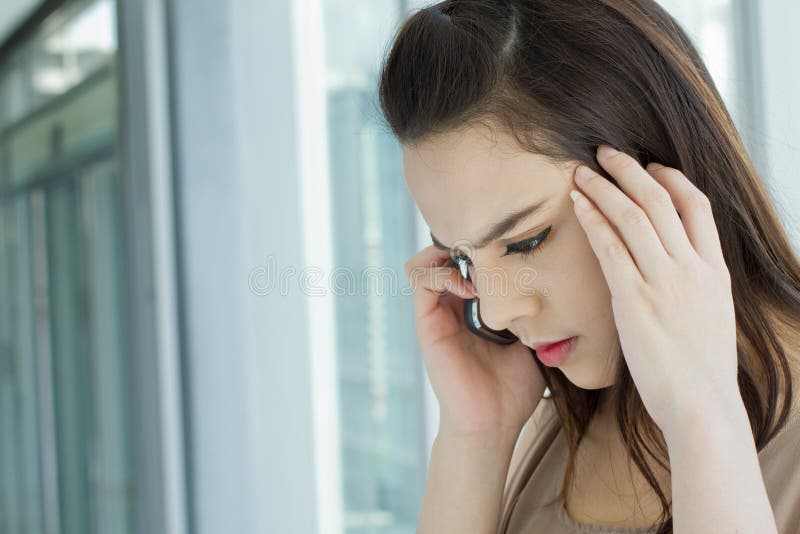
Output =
[{"x1": 532, "y1": 336, "x2": 578, "y2": 367}]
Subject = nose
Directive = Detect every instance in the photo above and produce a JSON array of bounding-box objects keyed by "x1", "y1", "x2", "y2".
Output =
[{"x1": 470, "y1": 267, "x2": 543, "y2": 332}]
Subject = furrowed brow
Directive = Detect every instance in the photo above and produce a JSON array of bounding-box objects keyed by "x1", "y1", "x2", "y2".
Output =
[{"x1": 430, "y1": 199, "x2": 548, "y2": 252}]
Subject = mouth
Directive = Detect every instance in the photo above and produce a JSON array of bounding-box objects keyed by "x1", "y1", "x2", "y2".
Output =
[
  {"x1": 528, "y1": 336, "x2": 579, "y2": 367},
  {"x1": 526, "y1": 337, "x2": 575, "y2": 351}
]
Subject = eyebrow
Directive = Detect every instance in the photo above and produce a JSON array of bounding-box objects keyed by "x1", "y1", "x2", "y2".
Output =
[{"x1": 430, "y1": 199, "x2": 549, "y2": 252}]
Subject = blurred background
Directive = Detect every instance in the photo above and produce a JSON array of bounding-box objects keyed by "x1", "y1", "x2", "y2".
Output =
[{"x1": 0, "y1": 0, "x2": 797, "y2": 533}]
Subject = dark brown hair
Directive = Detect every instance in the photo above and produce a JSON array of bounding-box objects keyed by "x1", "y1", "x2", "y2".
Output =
[{"x1": 377, "y1": 1, "x2": 800, "y2": 532}]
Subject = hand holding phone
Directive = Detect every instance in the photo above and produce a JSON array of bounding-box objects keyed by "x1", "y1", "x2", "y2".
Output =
[
  {"x1": 446, "y1": 255, "x2": 519, "y2": 345},
  {"x1": 405, "y1": 245, "x2": 547, "y2": 437}
]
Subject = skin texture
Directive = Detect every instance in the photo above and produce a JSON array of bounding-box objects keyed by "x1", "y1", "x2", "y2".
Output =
[{"x1": 404, "y1": 124, "x2": 622, "y2": 392}]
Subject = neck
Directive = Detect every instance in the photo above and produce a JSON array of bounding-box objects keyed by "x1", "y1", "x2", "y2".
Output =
[
  {"x1": 595, "y1": 386, "x2": 616, "y2": 421},
  {"x1": 582, "y1": 387, "x2": 619, "y2": 448}
]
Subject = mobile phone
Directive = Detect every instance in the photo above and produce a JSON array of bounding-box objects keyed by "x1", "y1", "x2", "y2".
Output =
[{"x1": 447, "y1": 256, "x2": 519, "y2": 345}]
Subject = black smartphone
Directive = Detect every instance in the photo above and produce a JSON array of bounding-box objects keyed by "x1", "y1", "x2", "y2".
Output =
[{"x1": 446, "y1": 256, "x2": 519, "y2": 345}]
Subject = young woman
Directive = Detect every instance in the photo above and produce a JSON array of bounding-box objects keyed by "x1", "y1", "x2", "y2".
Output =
[{"x1": 378, "y1": 1, "x2": 800, "y2": 533}]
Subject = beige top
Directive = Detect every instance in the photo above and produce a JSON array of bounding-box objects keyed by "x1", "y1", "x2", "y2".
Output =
[{"x1": 498, "y1": 399, "x2": 800, "y2": 534}]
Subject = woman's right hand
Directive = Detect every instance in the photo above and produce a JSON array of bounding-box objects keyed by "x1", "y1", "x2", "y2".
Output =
[{"x1": 405, "y1": 245, "x2": 548, "y2": 438}]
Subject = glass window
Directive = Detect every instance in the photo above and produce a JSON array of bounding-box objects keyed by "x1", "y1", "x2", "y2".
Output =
[
  {"x1": 0, "y1": 0, "x2": 117, "y2": 187},
  {"x1": 0, "y1": 58, "x2": 31, "y2": 131},
  {"x1": 44, "y1": 156, "x2": 131, "y2": 534},
  {"x1": 0, "y1": 196, "x2": 44, "y2": 534},
  {"x1": 28, "y1": 0, "x2": 117, "y2": 110},
  {"x1": 657, "y1": 0, "x2": 743, "y2": 125},
  {"x1": 0, "y1": 1, "x2": 131, "y2": 533},
  {"x1": 8, "y1": 66, "x2": 117, "y2": 185},
  {"x1": 323, "y1": 1, "x2": 427, "y2": 533}
]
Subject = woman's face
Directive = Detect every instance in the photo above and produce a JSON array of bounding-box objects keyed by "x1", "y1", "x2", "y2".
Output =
[{"x1": 403, "y1": 124, "x2": 621, "y2": 389}]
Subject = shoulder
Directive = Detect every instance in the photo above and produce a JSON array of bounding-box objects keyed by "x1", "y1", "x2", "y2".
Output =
[
  {"x1": 528, "y1": 396, "x2": 560, "y2": 443},
  {"x1": 757, "y1": 406, "x2": 800, "y2": 532},
  {"x1": 519, "y1": 397, "x2": 559, "y2": 452},
  {"x1": 506, "y1": 398, "x2": 559, "y2": 486}
]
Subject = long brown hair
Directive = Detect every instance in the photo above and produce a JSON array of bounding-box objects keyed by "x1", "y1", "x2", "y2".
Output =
[{"x1": 377, "y1": 1, "x2": 800, "y2": 531}]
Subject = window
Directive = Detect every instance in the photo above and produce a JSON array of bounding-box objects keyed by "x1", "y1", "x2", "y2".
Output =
[
  {"x1": 0, "y1": 1, "x2": 133, "y2": 533},
  {"x1": 323, "y1": 1, "x2": 427, "y2": 532}
]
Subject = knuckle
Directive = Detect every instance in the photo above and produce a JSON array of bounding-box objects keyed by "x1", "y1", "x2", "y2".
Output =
[
  {"x1": 432, "y1": 267, "x2": 453, "y2": 287},
  {"x1": 606, "y1": 241, "x2": 630, "y2": 261},
  {"x1": 646, "y1": 186, "x2": 673, "y2": 208},
  {"x1": 407, "y1": 264, "x2": 426, "y2": 284},
  {"x1": 678, "y1": 258, "x2": 716, "y2": 288},
  {"x1": 613, "y1": 152, "x2": 638, "y2": 170},
  {"x1": 621, "y1": 205, "x2": 648, "y2": 226},
  {"x1": 703, "y1": 256, "x2": 730, "y2": 281},
  {"x1": 662, "y1": 168, "x2": 685, "y2": 181},
  {"x1": 689, "y1": 190, "x2": 713, "y2": 212}
]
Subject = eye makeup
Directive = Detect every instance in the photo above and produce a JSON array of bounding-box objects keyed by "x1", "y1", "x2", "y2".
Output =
[
  {"x1": 447, "y1": 224, "x2": 553, "y2": 270},
  {"x1": 502, "y1": 225, "x2": 552, "y2": 258}
]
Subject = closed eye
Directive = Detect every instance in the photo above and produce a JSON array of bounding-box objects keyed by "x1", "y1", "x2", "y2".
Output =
[
  {"x1": 502, "y1": 225, "x2": 552, "y2": 258},
  {"x1": 449, "y1": 225, "x2": 553, "y2": 268}
]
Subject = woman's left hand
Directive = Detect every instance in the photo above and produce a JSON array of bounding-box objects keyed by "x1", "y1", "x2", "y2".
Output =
[{"x1": 570, "y1": 144, "x2": 739, "y2": 439}]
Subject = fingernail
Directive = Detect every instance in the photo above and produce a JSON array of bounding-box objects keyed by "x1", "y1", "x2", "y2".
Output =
[
  {"x1": 570, "y1": 189, "x2": 592, "y2": 211},
  {"x1": 575, "y1": 165, "x2": 596, "y2": 183},
  {"x1": 598, "y1": 145, "x2": 620, "y2": 159}
]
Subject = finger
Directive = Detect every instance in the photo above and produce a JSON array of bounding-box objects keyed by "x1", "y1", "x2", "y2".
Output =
[
  {"x1": 570, "y1": 188, "x2": 646, "y2": 296},
  {"x1": 405, "y1": 245, "x2": 477, "y2": 292},
  {"x1": 404, "y1": 244, "x2": 451, "y2": 278},
  {"x1": 406, "y1": 246, "x2": 477, "y2": 320},
  {"x1": 574, "y1": 159, "x2": 669, "y2": 282},
  {"x1": 589, "y1": 146, "x2": 694, "y2": 262},
  {"x1": 411, "y1": 266, "x2": 477, "y2": 320},
  {"x1": 645, "y1": 163, "x2": 726, "y2": 268}
]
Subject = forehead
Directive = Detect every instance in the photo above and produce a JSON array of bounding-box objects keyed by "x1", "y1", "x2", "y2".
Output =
[{"x1": 402, "y1": 126, "x2": 568, "y2": 246}]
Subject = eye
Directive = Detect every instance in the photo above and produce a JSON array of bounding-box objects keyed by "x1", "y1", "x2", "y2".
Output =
[
  {"x1": 503, "y1": 225, "x2": 552, "y2": 259},
  {"x1": 446, "y1": 225, "x2": 553, "y2": 276}
]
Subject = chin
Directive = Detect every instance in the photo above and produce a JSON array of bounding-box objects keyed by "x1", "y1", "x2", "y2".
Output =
[
  {"x1": 560, "y1": 364, "x2": 617, "y2": 390},
  {"x1": 557, "y1": 338, "x2": 621, "y2": 390}
]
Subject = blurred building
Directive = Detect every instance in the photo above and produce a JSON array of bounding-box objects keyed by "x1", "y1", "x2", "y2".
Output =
[{"x1": 0, "y1": 1, "x2": 797, "y2": 534}]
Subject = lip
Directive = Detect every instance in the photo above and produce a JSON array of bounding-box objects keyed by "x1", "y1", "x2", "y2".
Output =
[
  {"x1": 528, "y1": 336, "x2": 578, "y2": 367},
  {"x1": 529, "y1": 337, "x2": 574, "y2": 350}
]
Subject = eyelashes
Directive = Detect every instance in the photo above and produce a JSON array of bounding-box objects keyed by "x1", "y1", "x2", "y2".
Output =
[
  {"x1": 447, "y1": 225, "x2": 553, "y2": 272},
  {"x1": 503, "y1": 225, "x2": 552, "y2": 259}
]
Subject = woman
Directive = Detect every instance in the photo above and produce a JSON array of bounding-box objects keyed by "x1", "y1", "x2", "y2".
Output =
[{"x1": 378, "y1": 1, "x2": 800, "y2": 533}]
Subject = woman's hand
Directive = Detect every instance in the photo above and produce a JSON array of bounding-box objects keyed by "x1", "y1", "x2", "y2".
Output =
[
  {"x1": 405, "y1": 246, "x2": 547, "y2": 437},
  {"x1": 570, "y1": 144, "x2": 738, "y2": 439}
]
